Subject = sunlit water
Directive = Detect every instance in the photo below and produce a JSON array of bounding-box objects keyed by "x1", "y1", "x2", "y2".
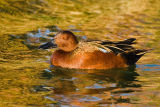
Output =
[
  {"x1": 1, "y1": 0, "x2": 160, "y2": 107},
  {"x1": 4, "y1": 25, "x2": 160, "y2": 107}
]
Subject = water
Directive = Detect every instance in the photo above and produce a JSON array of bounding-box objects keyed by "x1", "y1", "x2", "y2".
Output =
[{"x1": 1, "y1": 0, "x2": 160, "y2": 106}]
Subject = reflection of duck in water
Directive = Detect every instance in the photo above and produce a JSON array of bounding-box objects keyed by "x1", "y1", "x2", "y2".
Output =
[
  {"x1": 47, "y1": 66, "x2": 139, "y2": 92},
  {"x1": 40, "y1": 30, "x2": 147, "y2": 69},
  {"x1": 41, "y1": 66, "x2": 140, "y2": 106}
]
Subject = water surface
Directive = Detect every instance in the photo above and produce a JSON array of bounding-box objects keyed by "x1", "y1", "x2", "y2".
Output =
[{"x1": 1, "y1": 0, "x2": 160, "y2": 106}]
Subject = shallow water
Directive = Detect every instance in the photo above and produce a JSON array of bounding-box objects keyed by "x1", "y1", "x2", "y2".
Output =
[{"x1": 1, "y1": 0, "x2": 160, "y2": 107}]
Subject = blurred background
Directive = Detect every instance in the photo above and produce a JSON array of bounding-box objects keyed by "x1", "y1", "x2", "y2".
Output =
[{"x1": 0, "y1": 0, "x2": 160, "y2": 106}]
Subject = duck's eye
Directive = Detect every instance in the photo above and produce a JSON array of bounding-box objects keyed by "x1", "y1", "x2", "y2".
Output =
[
  {"x1": 62, "y1": 35, "x2": 69, "y2": 40},
  {"x1": 60, "y1": 43, "x2": 67, "y2": 47}
]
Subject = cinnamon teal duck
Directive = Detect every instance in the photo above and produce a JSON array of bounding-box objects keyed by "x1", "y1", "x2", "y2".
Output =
[{"x1": 39, "y1": 30, "x2": 147, "y2": 69}]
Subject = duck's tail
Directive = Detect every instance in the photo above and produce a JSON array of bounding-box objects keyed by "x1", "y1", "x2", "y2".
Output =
[{"x1": 122, "y1": 49, "x2": 147, "y2": 65}]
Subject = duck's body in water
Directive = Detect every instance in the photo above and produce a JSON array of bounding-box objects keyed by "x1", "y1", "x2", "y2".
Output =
[{"x1": 40, "y1": 30, "x2": 147, "y2": 69}]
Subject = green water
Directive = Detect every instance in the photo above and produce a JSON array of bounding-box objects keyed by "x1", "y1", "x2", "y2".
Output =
[{"x1": 1, "y1": 0, "x2": 160, "y2": 107}]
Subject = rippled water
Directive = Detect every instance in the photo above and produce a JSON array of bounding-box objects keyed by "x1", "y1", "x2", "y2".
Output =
[
  {"x1": 3, "y1": 25, "x2": 159, "y2": 106},
  {"x1": 1, "y1": 0, "x2": 160, "y2": 107}
]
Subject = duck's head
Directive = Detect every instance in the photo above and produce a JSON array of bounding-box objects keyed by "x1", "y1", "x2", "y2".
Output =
[
  {"x1": 38, "y1": 30, "x2": 78, "y2": 51},
  {"x1": 54, "y1": 30, "x2": 78, "y2": 52}
]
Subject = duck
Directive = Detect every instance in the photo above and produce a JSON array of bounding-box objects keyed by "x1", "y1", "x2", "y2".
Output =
[{"x1": 39, "y1": 30, "x2": 147, "y2": 69}]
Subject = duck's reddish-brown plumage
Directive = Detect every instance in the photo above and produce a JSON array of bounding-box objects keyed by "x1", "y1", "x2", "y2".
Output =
[
  {"x1": 50, "y1": 30, "x2": 146, "y2": 69},
  {"x1": 51, "y1": 50, "x2": 127, "y2": 69}
]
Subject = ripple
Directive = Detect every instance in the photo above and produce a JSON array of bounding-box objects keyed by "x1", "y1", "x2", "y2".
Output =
[
  {"x1": 80, "y1": 95, "x2": 102, "y2": 102},
  {"x1": 45, "y1": 96, "x2": 56, "y2": 101},
  {"x1": 85, "y1": 83, "x2": 105, "y2": 89},
  {"x1": 137, "y1": 64, "x2": 160, "y2": 71}
]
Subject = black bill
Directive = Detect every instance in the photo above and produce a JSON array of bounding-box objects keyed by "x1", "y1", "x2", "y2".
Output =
[{"x1": 39, "y1": 40, "x2": 57, "y2": 49}]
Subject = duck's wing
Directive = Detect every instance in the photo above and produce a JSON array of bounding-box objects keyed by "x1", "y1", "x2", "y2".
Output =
[
  {"x1": 102, "y1": 45, "x2": 125, "y2": 54},
  {"x1": 99, "y1": 38, "x2": 136, "y2": 45},
  {"x1": 90, "y1": 42, "x2": 113, "y2": 53},
  {"x1": 88, "y1": 38, "x2": 147, "y2": 65},
  {"x1": 101, "y1": 38, "x2": 136, "y2": 52},
  {"x1": 113, "y1": 44, "x2": 134, "y2": 51},
  {"x1": 89, "y1": 41, "x2": 125, "y2": 54},
  {"x1": 88, "y1": 38, "x2": 136, "y2": 54}
]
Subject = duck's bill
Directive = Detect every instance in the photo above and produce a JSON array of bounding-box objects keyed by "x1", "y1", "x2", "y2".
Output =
[{"x1": 38, "y1": 41, "x2": 57, "y2": 49}]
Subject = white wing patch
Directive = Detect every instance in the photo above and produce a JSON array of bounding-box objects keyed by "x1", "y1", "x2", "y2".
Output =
[{"x1": 98, "y1": 47, "x2": 110, "y2": 53}]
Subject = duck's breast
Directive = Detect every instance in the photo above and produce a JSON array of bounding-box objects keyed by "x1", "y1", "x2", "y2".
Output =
[{"x1": 51, "y1": 50, "x2": 84, "y2": 68}]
